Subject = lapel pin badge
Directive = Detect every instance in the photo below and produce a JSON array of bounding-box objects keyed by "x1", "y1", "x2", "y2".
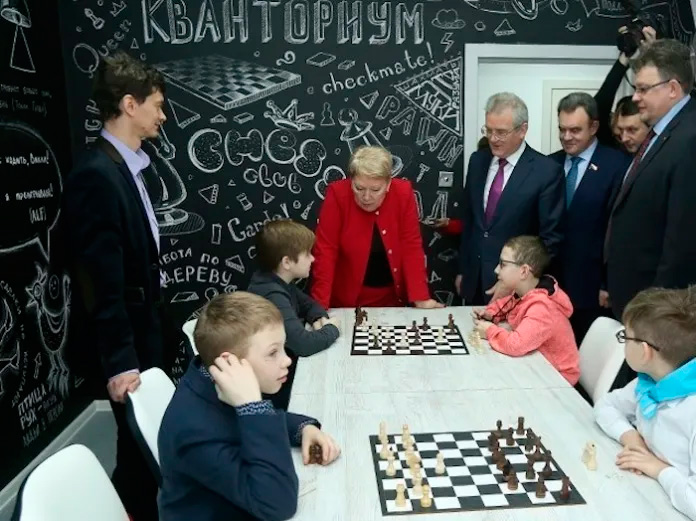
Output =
[{"x1": 589, "y1": 163, "x2": 598, "y2": 171}]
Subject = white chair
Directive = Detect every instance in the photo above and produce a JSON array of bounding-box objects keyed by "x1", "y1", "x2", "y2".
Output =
[
  {"x1": 578, "y1": 316, "x2": 626, "y2": 404},
  {"x1": 125, "y1": 367, "x2": 175, "y2": 485},
  {"x1": 182, "y1": 318, "x2": 198, "y2": 356},
  {"x1": 12, "y1": 444, "x2": 128, "y2": 521}
]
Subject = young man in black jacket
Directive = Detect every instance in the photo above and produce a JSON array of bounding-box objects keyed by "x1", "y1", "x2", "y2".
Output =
[{"x1": 248, "y1": 219, "x2": 341, "y2": 409}]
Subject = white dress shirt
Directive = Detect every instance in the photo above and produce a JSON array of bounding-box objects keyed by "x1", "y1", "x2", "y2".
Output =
[
  {"x1": 595, "y1": 378, "x2": 696, "y2": 520},
  {"x1": 483, "y1": 141, "x2": 526, "y2": 211}
]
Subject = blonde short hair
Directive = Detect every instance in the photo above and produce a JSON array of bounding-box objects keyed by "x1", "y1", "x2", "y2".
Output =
[
  {"x1": 255, "y1": 219, "x2": 315, "y2": 272},
  {"x1": 347, "y1": 145, "x2": 392, "y2": 180},
  {"x1": 194, "y1": 292, "x2": 283, "y2": 367},
  {"x1": 623, "y1": 286, "x2": 696, "y2": 368}
]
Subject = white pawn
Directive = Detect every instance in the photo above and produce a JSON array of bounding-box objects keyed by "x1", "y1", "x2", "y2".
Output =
[
  {"x1": 395, "y1": 484, "x2": 407, "y2": 507},
  {"x1": 379, "y1": 420, "x2": 387, "y2": 440},
  {"x1": 386, "y1": 452, "x2": 396, "y2": 477},
  {"x1": 582, "y1": 441, "x2": 597, "y2": 470},
  {"x1": 412, "y1": 474, "x2": 423, "y2": 496},
  {"x1": 435, "y1": 452, "x2": 446, "y2": 475},
  {"x1": 380, "y1": 442, "x2": 390, "y2": 460},
  {"x1": 420, "y1": 484, "x2": 432, "y2": 508}
]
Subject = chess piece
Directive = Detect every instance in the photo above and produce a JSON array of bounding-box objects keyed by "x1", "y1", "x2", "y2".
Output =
[
  {"x1": 535, "y1": 476, "x2": 547, "y2": 498},
  {"x1": 411, "y1": 320, "x2": 418, "y2": 332},
  {"x1": 560, "y1": 476, "x2": 571, "y2": 501},
  {"x1": 402, "y1": 424, "x2": 411, "y2": 442},
  {"x1": 435, "y1": 452, "x2": 445, "y2": 475},
  {"x1": 506, "y1": 427, "x2": 515, "y2": 446},
  {"x1": 533, "y1": 437, "x2": 543, "y2": 462},
  {"x1": 386, "y1": 453, "x2": 396, "y2": 476},
  {"x1": 437, "y1": 327, "x2": 445, "y2": 342},
  {"x1": 496, "y1": 454, "x2": 507, "y2": 470},
  {"x1": 412, "y1": 475, "x2": 423, "y2": 496},
  {"x1": 395, "y1": 484, "x2": 407, "y2": 507},
  {"x1": 542, "y1": 451, "x2": 553, "y2": 478},
  {"x1": 524, "y1": 433, "x2": 534, "y2": 452},
  {"x1": 379, "y1": 421, "x2": 387, "y2": 440},
  {"x1": 508, "y1": 470, "x2": 519, "y2": 490},
  {"x1": 502, "y1": 459, "x2": 513, "y2": 480},
  {"x1": 419, "y1": 485, "x2": 432, "y2": 508},
  {"x1": 487, "y1": 433, "x2": 496, "y2": 450},
  {"x1": 495, "y1": 420, "x2": 503, "y2": 438},
  {"x1": 525, "y1": 457, "x2": 536, "y2": 480},
  {"x1": 526, "y1": 427, "x2": 535, "y2": 439},
  {"x1": 582, "y1": 442, "x2": 597, "y2": 470},
  {"x1": 516, "y1": 416, "x2": 525, "y2": 435},
  {"x1": 380, "y1": 442, "x2": 390, "y2": 460},
  {"x1": 421, "y1": 317, "x2": 429, "y2": 330},
  {"x1": 491, "y1": 446, "x2": 502, "y2": 465},
  {"x1": 411, "y1": 462, "x2": 421, "y2": 478},
  {"x1": 385, "y1": 340, "x2": 395, "y2": 353},
  {"x1": 448, "y1": 313, "x2": 455, "y2": 330},
  {"x1": 413, "y1": 330, "x2": 421, "y2": 345},
  {"x1": 309, "y1": 443, "x2": 323, "y2": 464}
]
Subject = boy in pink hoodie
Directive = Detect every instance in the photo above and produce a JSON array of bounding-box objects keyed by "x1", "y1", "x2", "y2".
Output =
[{"x1": 473, "y1": 236, "x2": 580, "y2": 385}]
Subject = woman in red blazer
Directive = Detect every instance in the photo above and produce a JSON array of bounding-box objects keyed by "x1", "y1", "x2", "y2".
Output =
[{"x1": 310, "y1": 146, "x2": 443, "y2": 309}]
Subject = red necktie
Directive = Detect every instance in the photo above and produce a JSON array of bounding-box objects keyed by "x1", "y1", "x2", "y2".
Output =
[{"x1": 485, "y1": 158, "x2": 507, "y2": 225}]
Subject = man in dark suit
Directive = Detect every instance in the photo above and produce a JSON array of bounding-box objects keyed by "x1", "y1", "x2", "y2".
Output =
[
  {"x1": 606, "y1": 39, "x2": 696, "y2": 321},
  {"x1": 550, "y1": 93, "x2": 630, "y2": 343},
  {"x1": 456, "y1": 92, "x2": 565, "y2": 305},
  {"x1": 62, "y1": 52, "x2": 167, "y2": 520}
]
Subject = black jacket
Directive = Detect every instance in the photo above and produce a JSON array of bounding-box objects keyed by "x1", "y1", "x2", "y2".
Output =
[
  {"x1": 62, "y1": 137, "x2": 163, "y2": 385},
  {"x1": 607, "y1": 97, "x2": 696, "y2": 317},
  {"x1": 247, "y1": 271, "x2": 339, "y2": 357}
]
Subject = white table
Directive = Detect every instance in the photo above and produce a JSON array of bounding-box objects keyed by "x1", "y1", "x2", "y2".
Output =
[
  {"x1": 292, "y1": 307, "x2": 569, "y2": 395},
  {"x1": 289, "y1": 388, "x2": 687, "y2": 521}
]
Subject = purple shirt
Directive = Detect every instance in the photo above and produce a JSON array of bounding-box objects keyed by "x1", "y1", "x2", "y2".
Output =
[{"x1": 100, "y1": 129, "x2": 160, "y2": 252}]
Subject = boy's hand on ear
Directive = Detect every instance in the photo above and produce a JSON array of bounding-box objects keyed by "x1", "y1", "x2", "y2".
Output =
[
  {"x1": 209, "y1": 354, "x2": 262, "y2": 407},
  {"x1": 301, "y1": 425, "x2": 341, "y2": 466}
]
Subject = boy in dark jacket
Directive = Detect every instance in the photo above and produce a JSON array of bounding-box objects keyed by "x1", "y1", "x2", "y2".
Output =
[
  {"x1": 158, "y1": 292, "x2": 341, "y2": 521},
  {"x1": 248, "y1": 219, "x2": 341, "y2": 409}
]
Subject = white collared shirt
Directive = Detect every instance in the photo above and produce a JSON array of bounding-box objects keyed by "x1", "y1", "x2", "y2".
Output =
[
  {"x1": 563, "y1": 138, "x2": 598, "y2": 190},
  {"x1": 595, "y1": 378, "x2": 696, "y2": 520},
  {"x1": 483, "y1": 141, "x2": 527, "y2": 211}
]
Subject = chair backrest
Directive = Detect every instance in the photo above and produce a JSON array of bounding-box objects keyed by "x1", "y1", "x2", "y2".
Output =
[
  {"x1": 579, "y1": 316, "x2": 626, "y2": 404},
  {"x1": 182, "y1": 318, "x2": 198, "y2": 356},
  {"x1": 125, "y1": 367, "x2": 175, "y2": 485},
  {"x1": 12, "y1": 444, "x2": 128, "y2": 521}
]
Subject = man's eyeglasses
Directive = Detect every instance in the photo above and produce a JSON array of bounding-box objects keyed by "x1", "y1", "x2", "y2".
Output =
[
  {"x1": 481, "y1": 126, "x2": 520, "y2": 141},
  {"x1": 615, "y1": 329, "x2": 661, "y2": 351},
  {"x1": 634, "y1": 79, "x2": 672, "y2": 96}
]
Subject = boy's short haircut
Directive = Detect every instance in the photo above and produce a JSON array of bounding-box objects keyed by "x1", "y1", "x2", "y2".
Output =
[
  {"x1": 504, "y1": 236, "x2": 550, "y2": 278},
  {"x1": 347, "y1": 145, "x2": 392, "y2": 181},
  {"x1": 93, "y1": 51, "x2": 166, "y2": 122},
  {"x1": 622, "y1": 286, "x2": 696, "y2": 368},
  {"x1": 255, "y1": 219, "x2": 315, "y2": 273},
  {"x1": 194, "y1": 292, "x2": 283, "y2": 368}
]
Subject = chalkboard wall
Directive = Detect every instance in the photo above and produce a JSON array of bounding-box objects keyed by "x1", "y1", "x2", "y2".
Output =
[
  {"x1": 0, "y1": 0, "x2": 90, "y2": 491},
  {"x1": 1, "y1": 0, "x2": 693, "y2": 493}
]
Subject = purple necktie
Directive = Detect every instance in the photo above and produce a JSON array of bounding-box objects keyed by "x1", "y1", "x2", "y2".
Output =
[{"x1": 485, "y1": 158, "x2": 507, "y2": 225}]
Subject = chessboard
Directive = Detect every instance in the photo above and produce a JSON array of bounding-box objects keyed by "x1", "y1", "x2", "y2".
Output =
[
  {"x1": 351, "y1": 323, "x2": 469, "y2": 356},
  {"x1": 154, "y1": 55, "x2": 302, "y2": 110},
  {"x1": 370, "y1": 423, "x2": 585, "y2": 515}
]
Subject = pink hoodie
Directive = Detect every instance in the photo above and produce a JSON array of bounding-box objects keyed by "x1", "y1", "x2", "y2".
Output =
[{"x1": 484, "y1": 277, "x2": 580, "y2": 385}]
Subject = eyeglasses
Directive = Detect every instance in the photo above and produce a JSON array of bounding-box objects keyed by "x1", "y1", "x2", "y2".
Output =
[
  {"x1": 634, "y1": 79, "x2": 672, "y2": 96},
  {"x1": 481, "y1": 126, "x2": 520, "y2": 141},
  {"x1": 615, "y1": 329, "x2": 661, "y2": 351},
  {"x1": 498, "y1": 259, "x2": 521, "y2": 268}
]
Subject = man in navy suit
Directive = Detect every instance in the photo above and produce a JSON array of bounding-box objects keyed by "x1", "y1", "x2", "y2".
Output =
[
  {"x1": 62, "y1": 52, "x2": 167, "y2": 520},
  {"x1": 456, "y1": 92, "x2": 565, "y2": 305},
  {"x1": 550, "y1": 93, "x2": 630, "y2": 343}
]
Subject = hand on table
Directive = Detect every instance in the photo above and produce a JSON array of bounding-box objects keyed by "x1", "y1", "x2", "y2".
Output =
[
  {"x1": 414, "y1": 299, "x2": 444, "y2": 309},
  {"x1": 616, "y1": 445, "x2": 669, "y2": 479},
  {"x1": 618, "y1": 429, "x2": 649, "y2": 475},
  {"x1": 209, "y1": 353, "x2": 262, "y2": 407},
  {"x1": 324, "y1": 316, "x2": 342, "y2": 333},
  {"x1": 301, "y1": 424, "x2": 341, "y2": 466},
  {"x1": 473, "y1": 317, "x2": 494, "y2": 337},
  {"x1": 108, "y1": 372, "x2": 141, "y2": 403}
]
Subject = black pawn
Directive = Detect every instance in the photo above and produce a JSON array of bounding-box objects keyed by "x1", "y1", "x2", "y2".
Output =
[{"x1": 541, "y1": 451, "x2": 553, "y2": 478}]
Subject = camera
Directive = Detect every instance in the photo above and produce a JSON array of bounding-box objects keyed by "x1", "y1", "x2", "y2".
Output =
[{"x1": 616, "y1": 0, "x2": 668, "y2": 56}]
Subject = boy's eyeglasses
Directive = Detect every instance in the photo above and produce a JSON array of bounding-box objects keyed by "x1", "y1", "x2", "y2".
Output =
[
  {"x1": 615, "y1": 329, "x2": 662, "y2": 352},
  {"x1": 498, "y1": 259, "x2": 521, "y2": 268}
]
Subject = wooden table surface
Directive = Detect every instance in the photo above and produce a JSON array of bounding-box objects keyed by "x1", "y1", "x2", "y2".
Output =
[{"x1": 287, "y1": 307, "x2": 686, "y2": 521}]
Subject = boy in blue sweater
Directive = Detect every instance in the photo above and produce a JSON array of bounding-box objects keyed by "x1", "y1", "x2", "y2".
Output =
[{"x1": 158, "y1": 292, "x2": 341, "y2": 521}]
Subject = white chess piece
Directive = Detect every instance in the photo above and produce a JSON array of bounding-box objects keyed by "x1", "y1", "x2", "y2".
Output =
[
  {"x1": 395, "y1": 484, "x2": 407, "y2": 507},
  {"x1": 386, "y1": 452, "x2": 396, "y2": 476},
  {"x1": 435, "y1": 452, "x2": 446, "y2": 475},
  {"x1": 582, "y1": 442, "x2": 597, "y2": 470}
]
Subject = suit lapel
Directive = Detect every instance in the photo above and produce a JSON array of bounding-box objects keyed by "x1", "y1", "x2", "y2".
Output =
[
  {"x1": 569, "y1": 147, "x2": 601, "y2": 209},
  {"x1": 471, "y1": 151, "x2": 491, "y2": 227},
  {"x1": 96, "y1": 138, "x2": 159, "y2": 254},
  {"x1": 487, "y1": 147, "x2": 533, "y2": 229}
]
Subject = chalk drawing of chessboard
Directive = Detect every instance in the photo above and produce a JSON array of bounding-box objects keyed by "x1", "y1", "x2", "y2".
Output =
[{"x1": 154, "y1": 55, "x2": 302, "y2": 111}]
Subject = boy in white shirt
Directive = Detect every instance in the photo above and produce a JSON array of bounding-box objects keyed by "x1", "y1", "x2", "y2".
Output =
[{"x1": 595, "y1": 286, "x2": 696, "y2": 520}]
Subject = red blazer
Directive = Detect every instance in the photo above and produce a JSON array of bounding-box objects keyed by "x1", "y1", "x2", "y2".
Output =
[{"x1": 310, "y1": 178, "x2": 430, "y2": 308}]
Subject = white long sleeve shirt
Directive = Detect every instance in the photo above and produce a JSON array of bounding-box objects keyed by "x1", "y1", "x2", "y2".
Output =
[{"x1": 594, "y1": 378, "x2": 696, "y2": 520}]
